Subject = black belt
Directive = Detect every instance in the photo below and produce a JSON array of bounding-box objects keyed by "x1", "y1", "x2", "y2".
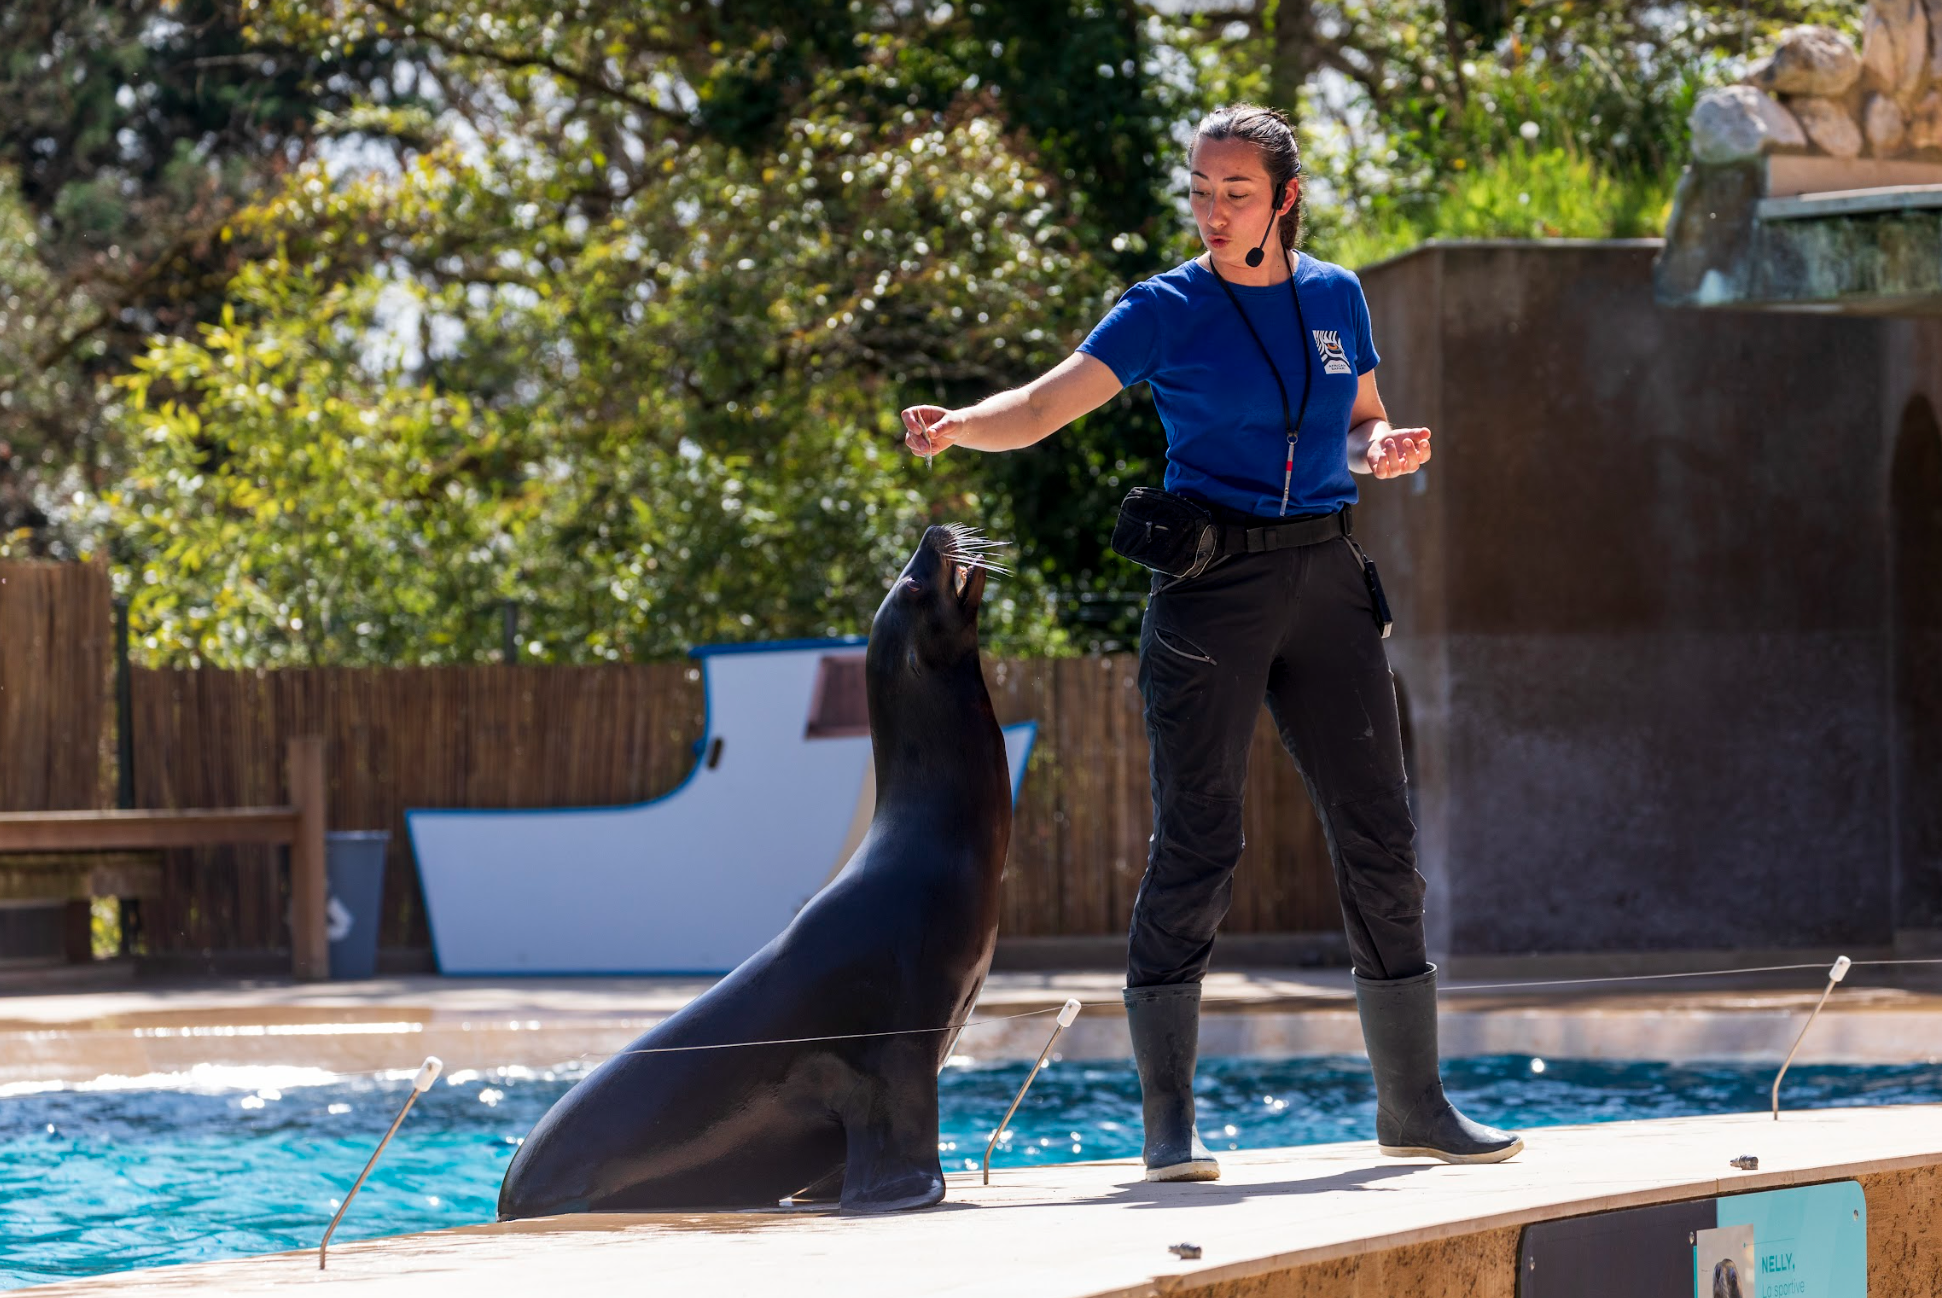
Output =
[{"x1": 1215, "y1": 505, "x2": 1352, "y2": 556}]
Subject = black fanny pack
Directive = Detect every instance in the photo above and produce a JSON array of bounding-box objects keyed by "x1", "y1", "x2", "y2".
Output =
[
  {"x1": 1109, "y1": 487, "x2": 1219, "y2": 579},
  {"x1": 1111, "y1": 488, "x2": 1392, "y2": 637}
]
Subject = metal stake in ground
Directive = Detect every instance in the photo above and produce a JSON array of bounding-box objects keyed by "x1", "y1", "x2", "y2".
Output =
[
  {"x1": 320, "y1": 1056, "x2": 443, "y2": 1270},
  {"x1": 983, "y1": 999, "x2": 1082, "y2": 1185},
  {"x1": 1772, "y1": 956, "x2": 1850, "y2": 1120}
]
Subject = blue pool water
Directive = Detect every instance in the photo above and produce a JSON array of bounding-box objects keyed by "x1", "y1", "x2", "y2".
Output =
[{"x1": 4, "y1": 1055, "x2": 1941, "y2": 1290}]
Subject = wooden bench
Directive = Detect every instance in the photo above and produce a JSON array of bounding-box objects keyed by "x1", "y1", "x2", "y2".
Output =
[
  {"x1": 0, "y1": 737, "x2": 330, "y2": 979},
  {"x1": 0, "y1": 851, "x2": 163, "y2": 965}
]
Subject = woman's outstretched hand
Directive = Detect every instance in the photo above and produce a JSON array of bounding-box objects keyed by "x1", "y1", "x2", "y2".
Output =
[
  {"x1": 1365, "y1": 427, "x2": 1432, "y2": 479},
  {"x1": 901, "y1": 404, "x2": 963, "y2": 457}
]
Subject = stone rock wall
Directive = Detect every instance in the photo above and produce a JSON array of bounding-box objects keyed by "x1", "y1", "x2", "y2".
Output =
[{"x1": 1691, "y1": 4, "x2": 1942, "y2": 165}]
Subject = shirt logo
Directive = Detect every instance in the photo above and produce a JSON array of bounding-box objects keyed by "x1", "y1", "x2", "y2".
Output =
[{"x1": 1312, "y1": 330, "x2": 1353, "y2": 376}]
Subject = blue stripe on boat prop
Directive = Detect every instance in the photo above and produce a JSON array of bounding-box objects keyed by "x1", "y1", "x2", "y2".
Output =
[{"x1": 407, "y1": 640, "x2": 1037, "y2": 975}]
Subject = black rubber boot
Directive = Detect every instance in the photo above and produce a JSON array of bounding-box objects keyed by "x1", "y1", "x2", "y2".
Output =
[
  {"x1": 1354, "y1": 965, "x2": 1524, "y2": 1164},
  {"x1": 1123, "y1": 984, "x2": 1220, "y2": 1182}
]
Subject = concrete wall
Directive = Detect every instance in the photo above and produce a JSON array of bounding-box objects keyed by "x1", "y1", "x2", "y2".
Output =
[
  {"x1": 1887, "y1": 322, "x2": 1942, "y2": 939},
  {"x1": 1356, "y1": 241, "x2": 1942, "y2": 962}
]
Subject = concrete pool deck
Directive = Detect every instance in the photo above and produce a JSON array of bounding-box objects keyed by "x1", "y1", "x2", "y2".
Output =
[
  {"x1": 7, "y1": 964, "x2": 1942, "y2": 1085},
  {"x1": 14, "y1": 1104, "x2": 1942, "y2": 1297}
]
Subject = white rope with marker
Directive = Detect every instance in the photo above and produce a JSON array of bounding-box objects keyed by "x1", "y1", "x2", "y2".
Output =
[
  {"x1": 1439, "y1": 962, "x2": 1835, "y2": 993},
  {"x1": 308, "y1": 1006, "x2": 1073, "y2": 1087},
  {"x1": 591, "y1": 1004, "x2": 1063, "y2": 1059},
  {"x1": 1771, "y1": 955, "x2": 1851, "y2": 1120},
  {"x1": 983, "y1": 998, "x2": 1081, "y2": 1185},
  {"x1": 319, "y1": 1056, "x2": 442, "y2": 1270}
]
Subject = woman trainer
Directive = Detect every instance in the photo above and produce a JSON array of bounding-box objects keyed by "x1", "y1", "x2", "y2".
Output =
[{"x1": 899, "y1": 104, "x2": 1520, "y2": 1181}]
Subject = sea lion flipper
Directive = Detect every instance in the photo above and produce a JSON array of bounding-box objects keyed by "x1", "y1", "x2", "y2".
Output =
[{"x1": 836, "y1": 1063, "x2": 946, "y2": 1214}]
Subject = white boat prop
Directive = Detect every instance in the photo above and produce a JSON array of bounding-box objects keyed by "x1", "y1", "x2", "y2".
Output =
[{"x1": 409, "y1": 639, "x2": 1036, "y2": 974}]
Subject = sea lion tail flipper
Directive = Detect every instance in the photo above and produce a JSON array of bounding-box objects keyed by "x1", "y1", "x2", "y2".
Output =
[{"x1": 836, "y1": 1074, "x2": 945, "y2": 1214}]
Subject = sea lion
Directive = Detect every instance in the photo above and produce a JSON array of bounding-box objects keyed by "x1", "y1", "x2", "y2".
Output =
[{"x1": 497, "y1": 524, "x2": 1014, "y2": 1217}]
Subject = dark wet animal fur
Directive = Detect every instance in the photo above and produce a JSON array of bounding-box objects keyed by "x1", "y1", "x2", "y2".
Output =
[{"x1": 497, "y1": 526, "x2": 1012, "y2": 1216}]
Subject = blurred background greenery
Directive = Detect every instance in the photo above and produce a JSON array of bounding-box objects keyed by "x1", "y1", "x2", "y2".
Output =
[{"x1": 0, "y1": 0, "x2": 1858, "y2": 662}]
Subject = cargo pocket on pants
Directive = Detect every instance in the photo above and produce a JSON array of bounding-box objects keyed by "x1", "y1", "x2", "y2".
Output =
[{"x1": 1151, "y1": 627, "x2": 1217, "y2": 666}]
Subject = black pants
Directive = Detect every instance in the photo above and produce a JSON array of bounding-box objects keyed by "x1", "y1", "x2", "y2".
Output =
[{"x1": 1126, "y1": 535, "x2": 1430, "y2": 987}]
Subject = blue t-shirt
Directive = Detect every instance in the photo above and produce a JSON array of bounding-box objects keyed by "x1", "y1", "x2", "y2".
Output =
[{"x1": 1078, "y1": 253, "x2": 1378, "y2": 518}]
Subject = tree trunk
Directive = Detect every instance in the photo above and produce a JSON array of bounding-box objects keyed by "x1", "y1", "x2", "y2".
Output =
[{"x1": 1267, "y1": 0, "x2": 1317, "y2": 123}]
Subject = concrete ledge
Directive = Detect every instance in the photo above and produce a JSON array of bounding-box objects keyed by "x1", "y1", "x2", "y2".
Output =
[
  {"x1": 1438, "y1": 945, "x2": 1883, "y2": 981},
  {"x1": 966, "y1": 1004, "x2": 1942, "y2": 1066},
  {"x1": 1657, "y1": 159, "x2": 1942, "y2": 312},
  {"x1": 11, "y1": 970, "x2": 1942, "y2": 1084},
  {"x1": 1758, "y1": 183, "x2": 1942, "y2": 221},
  {"x1": 1766, "y1": 155, "x2": 1942, "y2": 197},
  {"x1": 14, "y1": 1106, "x2": 1942, "y2": 1297},
  {"x1": 991, "y1": 934, "x2": 1348, "y2": 972},
  {"x1": 19, "y1": 1001, "x2": 1942, "y2": 1084}
]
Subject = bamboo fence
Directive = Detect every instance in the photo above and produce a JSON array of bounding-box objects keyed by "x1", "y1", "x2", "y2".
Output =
[
  {"x1": 127, "y1": 664, "x2": 705, "y2": 954},
  {"x1": 0, "y1": 560, "x2": 1340, "y2": 957},
  {"x1": 127, "y1": 657, "x2": 1338, "y2": 956},
  {"x1": 0, "y1": 562, "x2": 113, "y2": 813}
]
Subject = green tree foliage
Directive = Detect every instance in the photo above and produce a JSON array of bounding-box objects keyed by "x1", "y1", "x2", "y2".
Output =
[
  {"x1": 19, "y1": 0, "x2": 1872, "y2": 664},
  {"x1": 112, "y1": 41, "x2": 1120, "y2": 661},
  {"x1": 0, "y1": 0, "x2": 411, "y2": 544},
  {"x1": 258, "y1": 0, "x2": 1183, "y2": 649},
  {"x1": 1218, "y1": 0, "x2": 1865, "y2": 264},
  {"x1": 115, "y1": 261, "x2": 510, "y2": 666}
]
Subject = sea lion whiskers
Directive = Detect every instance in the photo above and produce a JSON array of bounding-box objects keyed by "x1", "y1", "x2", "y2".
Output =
[{"x1": 938, "y1": 524, "x2": 1013, "y2": 584}]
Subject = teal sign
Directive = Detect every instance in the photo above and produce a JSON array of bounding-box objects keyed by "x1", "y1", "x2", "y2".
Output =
[{"x1": 1697, "y1": 1180, "x2": 1867, "y2": 1298}]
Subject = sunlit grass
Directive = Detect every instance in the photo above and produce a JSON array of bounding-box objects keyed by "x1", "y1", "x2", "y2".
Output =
[{"x1": 1312, "y1": 146, "x2": 1679, "y2": 271}]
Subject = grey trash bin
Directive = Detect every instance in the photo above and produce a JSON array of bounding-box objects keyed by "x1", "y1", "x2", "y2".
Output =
[{"x1": 324, "y1": 831, "x2": 390, "y2": 980}]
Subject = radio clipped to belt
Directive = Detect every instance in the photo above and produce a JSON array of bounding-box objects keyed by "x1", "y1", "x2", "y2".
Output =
[{"x1": 1348, "y1": 537, "x2": 1394, "y2": 640}]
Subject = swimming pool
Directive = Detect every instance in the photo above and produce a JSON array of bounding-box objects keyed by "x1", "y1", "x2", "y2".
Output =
[{"x1": 4, "y1": 1055, "x2": 1940, "y2": 1290}]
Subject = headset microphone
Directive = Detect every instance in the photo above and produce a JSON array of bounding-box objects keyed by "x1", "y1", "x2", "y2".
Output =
[{"x1": 1243, "y1": 181, "x2": 1286, "y2": 269}]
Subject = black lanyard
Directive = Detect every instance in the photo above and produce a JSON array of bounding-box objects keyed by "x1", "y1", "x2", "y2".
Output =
[{"x1": 1206, "y1": 248, "x2": 1313, "y2": 515}]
